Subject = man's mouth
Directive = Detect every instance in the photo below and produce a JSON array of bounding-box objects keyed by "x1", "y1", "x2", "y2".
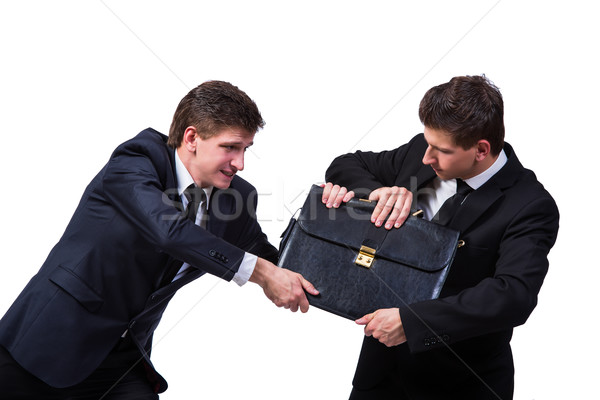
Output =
[{"x1": 221, "y1": 170, "x2": 235, "y2": 178}]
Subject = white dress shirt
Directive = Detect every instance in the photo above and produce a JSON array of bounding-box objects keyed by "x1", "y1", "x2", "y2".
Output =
[
  {"x1": 173, "y1": 150, "x2": 257, "y2": 285},
  {"x1": 417, "y1": 150, "x2": 508, "y2": 220}
]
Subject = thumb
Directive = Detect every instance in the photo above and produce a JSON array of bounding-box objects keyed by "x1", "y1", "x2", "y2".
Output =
[
  {"x1": 301, "y1": 277, "x2": 319, "y2": 296},
  {"x1": 355, "y1": 312, "x2": 375, "y2": 326}
]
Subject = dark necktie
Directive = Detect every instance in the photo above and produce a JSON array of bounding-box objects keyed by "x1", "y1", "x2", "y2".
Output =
[
  {"x1": 183, "y1": 185, "x2": 207, "y2": 225},
  {"x1": 433, "y1": 179, "x2": 473, "y2": 226}
]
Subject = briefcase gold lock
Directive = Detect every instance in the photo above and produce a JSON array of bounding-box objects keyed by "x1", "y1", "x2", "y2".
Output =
[{"x1": 355, "y1": 245, "x2": 376, "y2": 268}]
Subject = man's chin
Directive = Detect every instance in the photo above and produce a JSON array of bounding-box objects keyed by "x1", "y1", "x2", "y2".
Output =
[
  {"x1": 214, "y1": 179, "x2": 233, "y2": 190},
  {"x1": 433, "y1": 170, "x2": 449, "y2": 180}
]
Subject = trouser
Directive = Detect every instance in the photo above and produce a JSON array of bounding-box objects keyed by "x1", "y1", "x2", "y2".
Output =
[{"x1": 0, "y1": 338, "x2": 159, "y2": 400}]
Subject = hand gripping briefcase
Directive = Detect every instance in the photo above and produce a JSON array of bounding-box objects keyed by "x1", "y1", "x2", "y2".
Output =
[{"x1": 278, "y1": 185, "x2": 460, "y2": 320}]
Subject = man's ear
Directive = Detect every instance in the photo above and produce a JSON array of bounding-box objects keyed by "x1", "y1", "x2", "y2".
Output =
[
  {"x1": 475, "y1": 139, "x2": 491, "y2": 162},
  {"x1": 182, "y1": 126, "x2": 198, "y2": 152}
]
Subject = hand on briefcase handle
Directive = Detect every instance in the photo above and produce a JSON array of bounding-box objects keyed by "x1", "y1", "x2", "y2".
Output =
[
  {"x1": 278, "y1": 185, "x2": 460, "y2": 321},
  {"x1": 322, "y1": 182, "x2": 414, "y2": 230}
]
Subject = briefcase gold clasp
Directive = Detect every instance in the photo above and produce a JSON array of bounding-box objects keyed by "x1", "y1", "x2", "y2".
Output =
[{"x1": 355, "y1": 245, "x2": 376, "y2": 268}]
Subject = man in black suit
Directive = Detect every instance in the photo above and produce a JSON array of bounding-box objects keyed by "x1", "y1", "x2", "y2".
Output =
[
  {"x1": 322, "y1": 75, "x2": 559, "y2": 399},
  {"x1": 0, "y1": 80, "x2": 318, "y2": 399}
]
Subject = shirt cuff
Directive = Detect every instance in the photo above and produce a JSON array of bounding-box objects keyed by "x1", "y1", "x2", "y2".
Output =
[{"x1": 231, "y1": 252, "x2": 257, "y2": 286}]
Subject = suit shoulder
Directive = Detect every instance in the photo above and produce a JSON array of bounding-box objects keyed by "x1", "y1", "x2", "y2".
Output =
[
  {"x1": 229, "y1": 175, "x2": 257, "y2": 195},
  {"x1": 409, "y1": 133, "x2": 427, "y2": 147},
  {"x1": 496, "y1": 163, "x2": 559, "y2": 228},
  {"x1": 116, "y1": 128, "x2": 168, "y2": 151},
  {"x1": 360, "y1": 133, "x2": 426, "y2": 155},
  {"x1": 505, "y1": 146, "x2": 556, "y2": 203},
  {"x1": 515, "y1": 170, "x2": 557, "y2": 208},
  {"x1": 402, "y1": 133, "x2": 428, "y2": 158},
  {"x1": 111, "y1": 128, "x2": 170, "y2": 162},
  {"x1": 105, "y1": 128, "x2": 173, "y2": 185}
]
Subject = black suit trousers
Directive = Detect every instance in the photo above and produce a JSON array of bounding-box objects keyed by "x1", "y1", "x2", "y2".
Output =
[{"x1": 0, "y1": 338, "x2": 158, "y2": 400}]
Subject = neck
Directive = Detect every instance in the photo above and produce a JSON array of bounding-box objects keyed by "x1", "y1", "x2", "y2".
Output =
[
  {"x1": 176, "y1": 146, "x2": 200, "y2": 187},
  {"x1": 464, "y1": 153, "x2": 499, "y2": 179}
]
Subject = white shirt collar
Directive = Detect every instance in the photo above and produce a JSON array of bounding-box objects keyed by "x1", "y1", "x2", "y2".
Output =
[
  {"x1": 464, "y1": 149, "x2": 507, "y2": 190},
  {"x1": 174, "y1": 149, "x2": 213, "y2": 207}
]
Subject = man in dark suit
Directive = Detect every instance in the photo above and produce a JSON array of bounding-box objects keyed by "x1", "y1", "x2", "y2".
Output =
[
  {"x1": 322, "y1": 75, "x2": 559, "y2": 399},
  {"x1": 0, "y1": 80, "x2": 318, "y2": 399}
]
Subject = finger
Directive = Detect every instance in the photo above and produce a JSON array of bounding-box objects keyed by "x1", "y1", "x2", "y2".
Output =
[
  {"x1": 384, "y1": 189, "x2": 412, "y2": 229},
  {"x1": 391, "y1": 206, "x2": 411, "y2": 229},
  {"x1": 364, "y1": 322, "x2": 375, "y2": 337},
  {"x1": 343, "y1": 190, "x2": 355, "y2": 203},
  {"x1": 369, "y1": 198, "x2": 388, "y2": 226},
  {"x1": 331, "y1": 186, "x2": 348, "y2": 208},
  {"x1": 299, "y1": 293, "x2": 310, "y2": 313},
  {"x1": 301, "y1": 277, "x2": 320, "y2": 296},
  {"x1": 324, "y1": 184, "x2": 342, "y2": 208},
  {"x1": 321, "y1": 182, "x2": 334, "y2": 204},
  {"x1": 371, "y1": 189, "x2": 399, "y2": 227},
  {"x1": 289, "y1": 301, "x2": 299, "y2": 313},
  {"x1": 355, "y1": 312, "x2": 374, "y2": 325},
  {"x1": 393, "y1": 190, "x2": 414, "y2": 229}
]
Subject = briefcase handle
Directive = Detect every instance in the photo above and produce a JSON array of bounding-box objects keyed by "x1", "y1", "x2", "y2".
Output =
[
  {"x1": 346, "y1": 198, "x2": 424, "y2": 218},
  {"x1": 346, "y1": 197, "x2": 377, "y2": 212}
]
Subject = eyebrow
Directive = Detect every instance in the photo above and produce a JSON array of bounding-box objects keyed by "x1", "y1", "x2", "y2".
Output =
[
  {"x1": 424, "y1": 136, "x2": 453, "y2": 153},
  {"x1": 430, "y1": 143, "x2": 452, "y2": 152},
  {"x1": 221, "y1": 141, "x2": 254, "y2": 147}
]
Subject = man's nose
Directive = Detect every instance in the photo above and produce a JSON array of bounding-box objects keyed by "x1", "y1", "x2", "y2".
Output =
[
  {"x1": 422, "y1": 147, "x2": 433, "y2": 165},
  {"x1": 231, "y1": 153, "x2": 244, "y2": 171}
]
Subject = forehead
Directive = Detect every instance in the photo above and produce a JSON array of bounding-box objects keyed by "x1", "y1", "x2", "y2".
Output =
[
  {"x1": 211, "y1": 127, "x2": 255, "y2": 145},
  {"x1": 423, "y1": 126, "x2": 457, "y2": 149}
]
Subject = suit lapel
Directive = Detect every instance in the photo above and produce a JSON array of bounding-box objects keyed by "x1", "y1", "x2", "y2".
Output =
[
  {"x1": 206, "y1": 187, "x2": 235, "y2": 238},
  {"x1": 397, "y1": 165, "x2": 437, "y2": 211},
  {"x1": 155, "y1": 147, "x2": 188, "y2": 288},
  {"x1": 449, "y1": 143, "x2": 521, "y2": 233},
  {"x1": 414, "y1": 165, "x2": 437, "y2": 190},
  {"x1": 450, "y1": 183, "x2": 503, "y2": 233}
]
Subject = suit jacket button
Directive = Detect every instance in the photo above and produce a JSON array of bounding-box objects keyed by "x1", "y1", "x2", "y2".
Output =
[{"x1": 209, "y1": 250, "x2": 216, "y2": 257}]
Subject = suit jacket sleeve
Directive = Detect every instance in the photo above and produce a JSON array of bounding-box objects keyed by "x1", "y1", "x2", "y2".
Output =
[
  {"x1": 210, "y1": 179, "x2": 279, "y2": 265},
  {"x1": 325, "y1": 135, "x2": 422, "y2": 196},
  {"x1": 236, "y1": 213, "x2": 279, "y2": 265},
  {"x1": 100, "y1": 137, "x2": 247, "y2": 281}
]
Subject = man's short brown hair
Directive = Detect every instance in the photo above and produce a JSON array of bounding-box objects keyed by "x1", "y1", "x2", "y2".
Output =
[
  {"x1": 167, "y1": 81, "x2": 265, "y2": 148},
  {"x1": 419, "y1": 75, "x2": 505, "y2": 155}
]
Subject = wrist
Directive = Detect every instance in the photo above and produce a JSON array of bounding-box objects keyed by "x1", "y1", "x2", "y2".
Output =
[{"x1": 249, "y1": 257, "x2": 274, "y2": 288}]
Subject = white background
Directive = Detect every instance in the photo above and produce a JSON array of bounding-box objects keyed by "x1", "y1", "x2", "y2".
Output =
[{"x1": 0, "y1": 1, "x2": 597, "y2": 399}]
